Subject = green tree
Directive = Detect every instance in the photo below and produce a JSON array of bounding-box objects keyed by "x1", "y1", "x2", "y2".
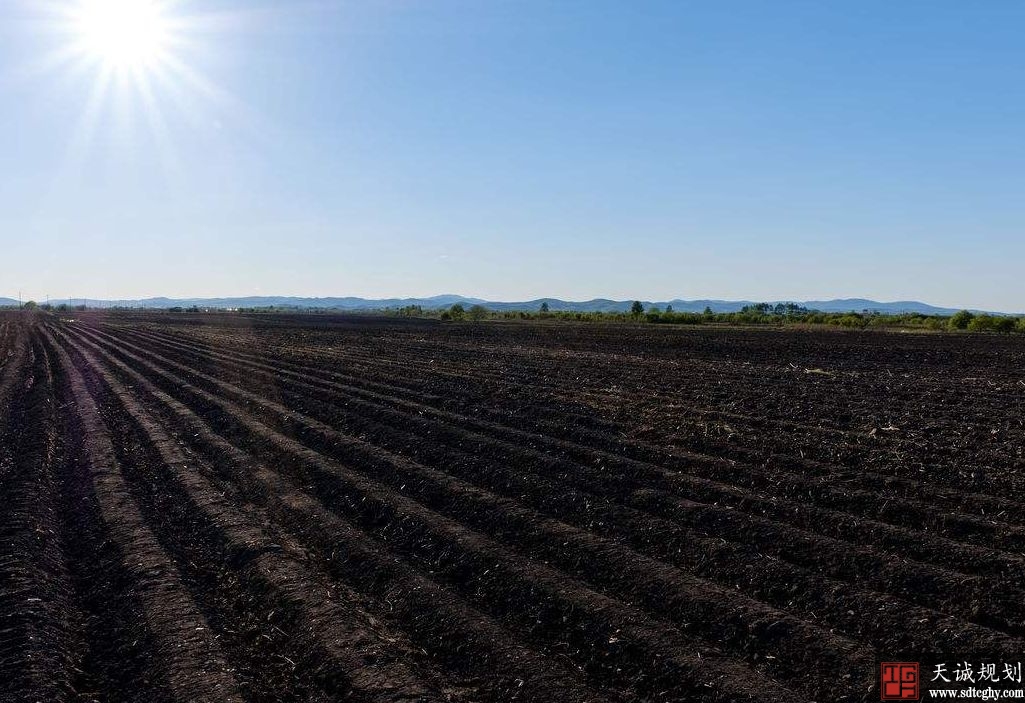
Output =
[
  {"x1": 539, "y1": 301, "x2": 550, "y2": 313},
  {"x1": 467, "y1": 304, "x2": 488, "y2": 321},
  {"x1": 448, "y1": 303, "x2": 465, "y2": 320},
  {"x1": 968, "y1": 315, "x2": 998, "y2": 332},
  {"x1": 665, "y1": 304, "x2": 673, "y2": 314},
  {"x1": 993, "y1": 317, "x2": 1016, "y2": 334},
  {"x1": 703, "y1": 306, "x2": 713, "y2": 318},
  {"x1": 949, "y1": 310, "x2": 974, "y2": 330},
  {"x1": 23, "y1": 300, "x2": 38, "y2": 310},
  {"x1": 630, "y1": 300, "x2": 644, "y2": 316}
]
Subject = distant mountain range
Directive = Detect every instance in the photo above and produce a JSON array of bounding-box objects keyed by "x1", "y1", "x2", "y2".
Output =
[{"x1": 1, "y1": 295, "x2": 1013, "y2": 315}]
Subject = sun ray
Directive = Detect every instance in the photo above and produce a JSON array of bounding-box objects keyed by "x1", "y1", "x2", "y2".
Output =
[
  {"x1": 16, "y1": 0, "x2": 302, "y2": 185},
  {"x1": 31, "y1": 0, "x2": 201, "y2": 173},
  {"x1": 131, "y1": 66, "x2": 181, "y2": 179},
  {"x1": 157, "y1": 52, "x2": 276, "y2": 147},
  {"x1": 61, "y1": 62, "x2": 115, "y2": 177}
]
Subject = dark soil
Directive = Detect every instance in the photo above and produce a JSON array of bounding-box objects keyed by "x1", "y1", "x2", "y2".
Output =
[{"x1": 2, "y1": 310, "x2": 1024, "y2": 702}]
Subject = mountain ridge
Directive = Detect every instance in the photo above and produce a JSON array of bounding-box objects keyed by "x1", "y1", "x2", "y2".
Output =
[{"x1": 2, "y1": 295, "x2": 1014, "y2": 315}]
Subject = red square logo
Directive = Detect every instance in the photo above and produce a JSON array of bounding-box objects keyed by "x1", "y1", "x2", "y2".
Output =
[{"x1": 881, "y1": 662, "x2": 920, "y2": 700}]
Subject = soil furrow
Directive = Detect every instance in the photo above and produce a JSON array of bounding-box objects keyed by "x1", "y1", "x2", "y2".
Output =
[
  {"x1": 51, "y1": 326, "x2": 446, "y2": 703},
  {"x1": 54, "y1": 323, "x2": 805, "y2": 702},
  {"x1": 98, "y1": 324, "x2": 1025, "y2": 642},
  {"x1": 42, "y1": 331, "x2": 246, "y2": 703}
]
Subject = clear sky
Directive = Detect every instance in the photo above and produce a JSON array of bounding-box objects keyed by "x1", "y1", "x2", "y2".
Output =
[{"x1": 1, "y1": 1, "x2": 1022, "y2": 310}]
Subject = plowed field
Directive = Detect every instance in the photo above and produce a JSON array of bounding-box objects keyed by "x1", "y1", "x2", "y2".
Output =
[{"x1": 2, "y1": 311, "x2": 1023, "y2": 702}]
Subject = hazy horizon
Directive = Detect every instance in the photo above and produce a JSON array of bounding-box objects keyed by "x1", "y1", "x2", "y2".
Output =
[
  {"x1": 2, "y1": 1, "x2": 1022, "y2": 310},
  {"x1": 2, "y1": 291, "x2": 1016, "y2": 315},
  {"x1": 0, "y1": 290, "x2": 1013, "y2": 314}
]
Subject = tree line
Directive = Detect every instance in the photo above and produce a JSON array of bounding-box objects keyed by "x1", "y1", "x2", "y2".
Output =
[
  {"x1": 391, "y1": 301, "x2": 1025, "y2": 334},
  {"x1": 6, "y1": 299, "x2": 1022, "y2": 334}
]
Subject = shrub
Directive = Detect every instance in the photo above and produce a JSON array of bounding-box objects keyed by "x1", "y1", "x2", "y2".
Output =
[
  {"x1": 949, "y1": 310, "x2": 974, "y2": 330},
  {"x1": 834, "y1": 314, "x2": 866, "y2": 328},
  {"x1": 993, "y1": 317, "x2": 1016, "y2": 334},
  {"x1": 968, "y1": 315, "x2": 995, "y2": 332}
]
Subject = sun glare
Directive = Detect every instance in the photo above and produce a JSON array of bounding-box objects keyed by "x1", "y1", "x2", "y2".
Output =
[
  {"x1": 72, "y1": 0, "x2": 171, "y2": 69},
  {"x1": 27, "y1": 0, "x2": 264, "y2": 176}
]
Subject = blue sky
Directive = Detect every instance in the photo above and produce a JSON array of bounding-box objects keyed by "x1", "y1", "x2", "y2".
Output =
[{"x1": 1, "y1": 1, "x2": 1022, "y2": 310}]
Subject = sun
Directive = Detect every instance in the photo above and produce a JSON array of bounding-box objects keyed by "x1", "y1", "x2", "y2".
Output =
[
  {"x1": 25, "y1": 0, "x2": 268, "y2": 176},
  {"x1": 71, "y1": 0, "x2": 172, "y2": 69}
]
